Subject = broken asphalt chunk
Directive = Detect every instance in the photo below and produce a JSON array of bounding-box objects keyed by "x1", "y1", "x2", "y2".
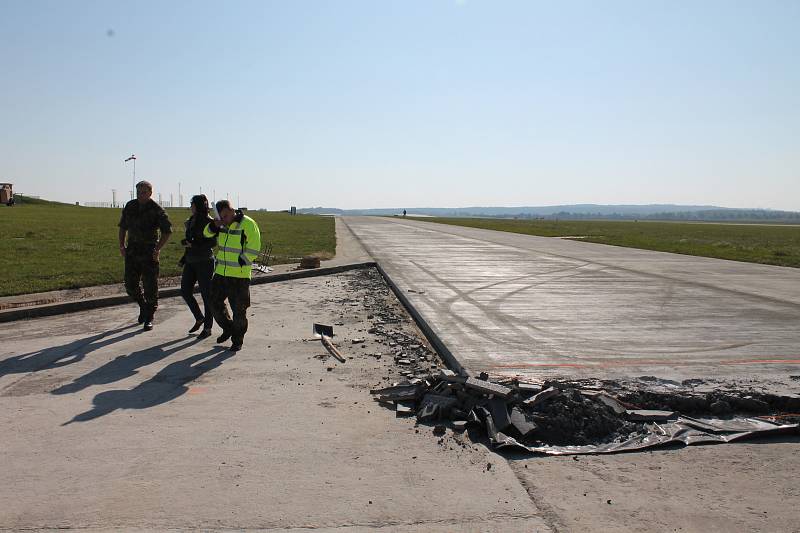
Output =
[
  {"x1": 488, "y1": 397, "x2": 512, "y2": 432},
  {"x1": 370, "y1": 383, "x2": 423, "y2": 402},
  {"x1": 464, "y1": 377, "x2": 512, "y2": 398},
  {"x1": 523, "y1": 386, "x2": 560, "y2": 407},
  {"x1": 588, "y1": 392, "x2": 627, "y2": 415},
  {"x1": 509, "y1": 407, "x2": 538, "y2": 438},
  {"x1": 417, "y1": 394, "x2": 459, "y2": 421}
]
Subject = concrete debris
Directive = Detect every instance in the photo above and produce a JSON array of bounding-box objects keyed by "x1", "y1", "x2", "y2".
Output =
[
  {"x1": 372, "y1": 372, "x2": 641, "y2": 447},
  {"x1": 487, "y1": 397, "x2": 512, "y2": 432},
  {"x1": 371, "y1": 383, "x2": 423, "y2": 403},
  {"x1": 395, "y1": 403, "x2": 414, "y2": 417},
  {"x1": 371, "y1": 372, "x2": 800, "y2": 455},
  {"x1": 346, "y1": 269, "x2": 445, "y2": 385},
  {"x1": 464, "y1": 377, "x2": 512, "y2": 398},
  {"x1": 522, "y1": 386, "x2": 560, "y2": 407},
  {"x1": 591, "y1": 392, "x2": 627, "y2": 414},
  {"x1": 513, "y1": 382, "x2": 541, "y2": 394},
  {"x1": 509, "y1": 407, "x2": 537, "y2": 438},
  {"x1": 418, "y1": 394, "x2": 459, "y2": 421}
]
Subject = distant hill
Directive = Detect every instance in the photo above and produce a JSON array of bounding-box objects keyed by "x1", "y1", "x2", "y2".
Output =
[{"x1": 298, "y1": 204, "x2": 800, "y2": 222}]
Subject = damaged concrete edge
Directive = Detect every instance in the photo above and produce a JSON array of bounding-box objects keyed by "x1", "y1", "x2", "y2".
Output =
[
  {"x1": 337, "y1": 217, "x2": 468, "y2": 377},
  {"x1": 374, "y1": 263, "x2": 469, "y2": 378},
  {"x1": 0, "y1": 262, "x2": 377, "y2": 323}
]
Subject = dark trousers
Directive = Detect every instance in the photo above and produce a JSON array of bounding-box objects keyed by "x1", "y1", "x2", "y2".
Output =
[
  {"x1": 124, "y1": 249, "x2": 159, "y2": 317},
  {"x1": 210, "y1": 276, "x2": 251, "y2": 345},
  {"x1": 181, "y1": 259, "x2": 214, "y2": 330}
]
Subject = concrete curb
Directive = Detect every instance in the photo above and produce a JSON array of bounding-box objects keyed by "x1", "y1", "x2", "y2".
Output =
[
  {"x1": 374, "y1": 263, "x2": 468, "y2": 377},
  {"x1": 0, "y1": 262, "x2": 377, "y2": 323},
  {"x1": 337, "y1": 216, "x2": 469, "y2": 377}
]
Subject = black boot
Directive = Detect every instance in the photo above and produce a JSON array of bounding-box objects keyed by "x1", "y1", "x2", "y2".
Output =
[
  {"x1": 216, "y1": 330, "x2": 231, "y2": 343},
  {"x1": 189, "y1": 318, "x2": 204, "y2": 333},
  {"x1": 143, "y1": 310, "x2": 154, "y2": 331}
]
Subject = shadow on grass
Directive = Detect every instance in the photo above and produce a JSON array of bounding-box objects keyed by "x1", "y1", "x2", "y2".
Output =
[
  {"x1": 52, "y1": 336, "x2": 203, "y2": 395},
  {"x1": 63, "y1": 347, "x2": 234, "y2": 424},
  {"x1": 0, "y1": 324, "x2": 142, "y2": 378}
]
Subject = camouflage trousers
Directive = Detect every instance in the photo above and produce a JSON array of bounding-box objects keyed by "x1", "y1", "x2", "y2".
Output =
[
  {"x1": 210, "y1": 276, "x2": 251, "y2": 345},
  {"x1": 124, "y1": 248, "x2": 160, "y2": 318}
]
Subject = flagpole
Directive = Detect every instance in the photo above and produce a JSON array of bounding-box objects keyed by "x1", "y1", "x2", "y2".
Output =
[{"x1": 124, "y1": 155, "x2": 137, "y2": 200}]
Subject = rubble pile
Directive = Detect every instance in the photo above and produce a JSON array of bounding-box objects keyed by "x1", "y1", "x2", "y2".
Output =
[
  {"x1": 371, "y1": 371, "x2": 800, "y2": 455},
  {"x1": 371, "y1": 370, "x2": 649, "y2": 448}
]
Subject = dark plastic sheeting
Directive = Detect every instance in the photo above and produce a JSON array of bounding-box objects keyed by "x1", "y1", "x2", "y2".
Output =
[{"x1": 489, "y1": 416, "x2": 799, "y2": 455}]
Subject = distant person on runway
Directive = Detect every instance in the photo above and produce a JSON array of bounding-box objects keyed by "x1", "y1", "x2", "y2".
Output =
[
  {"x1": 118, "y1": 180, "x2": 172, "y2": 331},
  {"x1": 179, "y1": 194, "x2": 216, "y2": 339},
  {"x1": 203, "y1": 200, "x2": 262, "y2": 351}
]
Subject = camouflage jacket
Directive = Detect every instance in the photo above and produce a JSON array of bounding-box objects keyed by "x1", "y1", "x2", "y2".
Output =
[{"x1": 118, "y1": 199, "x2": 172, "y2": 248}]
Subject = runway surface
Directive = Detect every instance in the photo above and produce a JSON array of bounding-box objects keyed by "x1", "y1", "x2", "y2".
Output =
[{"x1": 344, "y1": 217, "x2": 800, "y2": 386}]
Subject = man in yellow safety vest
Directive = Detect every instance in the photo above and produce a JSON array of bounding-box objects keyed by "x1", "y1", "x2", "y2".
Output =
[{"x1": 203, "y1": 200, "x2": 261, "y2": 351}]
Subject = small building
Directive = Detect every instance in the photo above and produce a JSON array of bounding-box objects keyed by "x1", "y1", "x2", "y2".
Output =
[{"x1": 0, "y1": 183, "x2": 12, "y2": 204}]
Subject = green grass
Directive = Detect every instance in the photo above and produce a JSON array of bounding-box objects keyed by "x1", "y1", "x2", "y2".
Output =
[
  {"x1": 0, "y1": 205, "x2": 334, "y2": 296},
  {"x1": 418, "y1": 217, "x2": 800, "y2": 268}
]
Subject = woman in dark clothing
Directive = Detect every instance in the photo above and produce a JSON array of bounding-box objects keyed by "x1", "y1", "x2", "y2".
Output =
[{"x1": 179, "y1": 194, "x2": 216, "y2": 338}]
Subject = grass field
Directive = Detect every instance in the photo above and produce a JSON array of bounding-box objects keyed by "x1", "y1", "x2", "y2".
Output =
[
  {"x1": 418, "y1": 217, "x2": 800, "y2": 268},
  {"x1": 0, "y1": 204, "x2": 335, "y2": 297}
]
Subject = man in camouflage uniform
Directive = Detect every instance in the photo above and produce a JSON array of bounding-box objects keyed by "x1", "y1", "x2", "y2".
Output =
[{"x1": 118, "y1": 180, "x2": 172, "y2": 330}]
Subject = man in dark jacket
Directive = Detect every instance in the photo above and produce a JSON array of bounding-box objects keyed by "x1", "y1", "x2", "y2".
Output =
[{"x1": 118, "y1": 180, "x2": 172, "y2": 330}]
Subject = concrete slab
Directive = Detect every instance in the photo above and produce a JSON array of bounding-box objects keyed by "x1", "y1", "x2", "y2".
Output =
[
  {"x1": 510, "y1": 439, "x2": 800, "y2": 533},
  {"x1": 0, "y1": 272, "x2": 548, "y2": 532},
  {"x1": 343, "y1": 217, "x2": 800, "y2": 385}
]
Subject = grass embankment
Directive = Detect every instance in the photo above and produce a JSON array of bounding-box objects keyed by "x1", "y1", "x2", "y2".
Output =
[
  {"x1": 0, "y1": 204, "x2": 335, "y2": 296},
  {"x1": 418, "y1": 217, "x2": 800, "y2": 268}
]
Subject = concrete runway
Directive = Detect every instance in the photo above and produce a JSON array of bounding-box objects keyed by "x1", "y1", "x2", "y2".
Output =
[{"x1": 344, "y1": 217, "x2": 800, "y2": 385}]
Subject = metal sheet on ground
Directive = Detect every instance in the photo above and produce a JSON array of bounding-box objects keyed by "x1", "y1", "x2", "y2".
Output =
[{"x1": 344, "y1": 217, "x2": 800, "y2": 385}]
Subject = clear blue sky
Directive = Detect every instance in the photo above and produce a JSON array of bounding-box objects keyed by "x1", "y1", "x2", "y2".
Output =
[{"x1": 1, "y1": 0, "x2": 798, "y2": 210}]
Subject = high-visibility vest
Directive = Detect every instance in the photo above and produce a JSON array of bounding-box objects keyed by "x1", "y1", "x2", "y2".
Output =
[{"x1": 204, "y1": 214, "x2": 262, "y2": 279}]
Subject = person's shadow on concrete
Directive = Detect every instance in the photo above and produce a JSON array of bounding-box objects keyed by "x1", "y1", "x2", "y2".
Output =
[
  {"x1": 52, "y1": 336, "x2": 202, "y2": 395},
  {"x1": 0, "y1": 325, "x2": 142, "y2": 379},
  {"x1": 63, "y1": 347, "x2": 233, "y2": 425}
]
